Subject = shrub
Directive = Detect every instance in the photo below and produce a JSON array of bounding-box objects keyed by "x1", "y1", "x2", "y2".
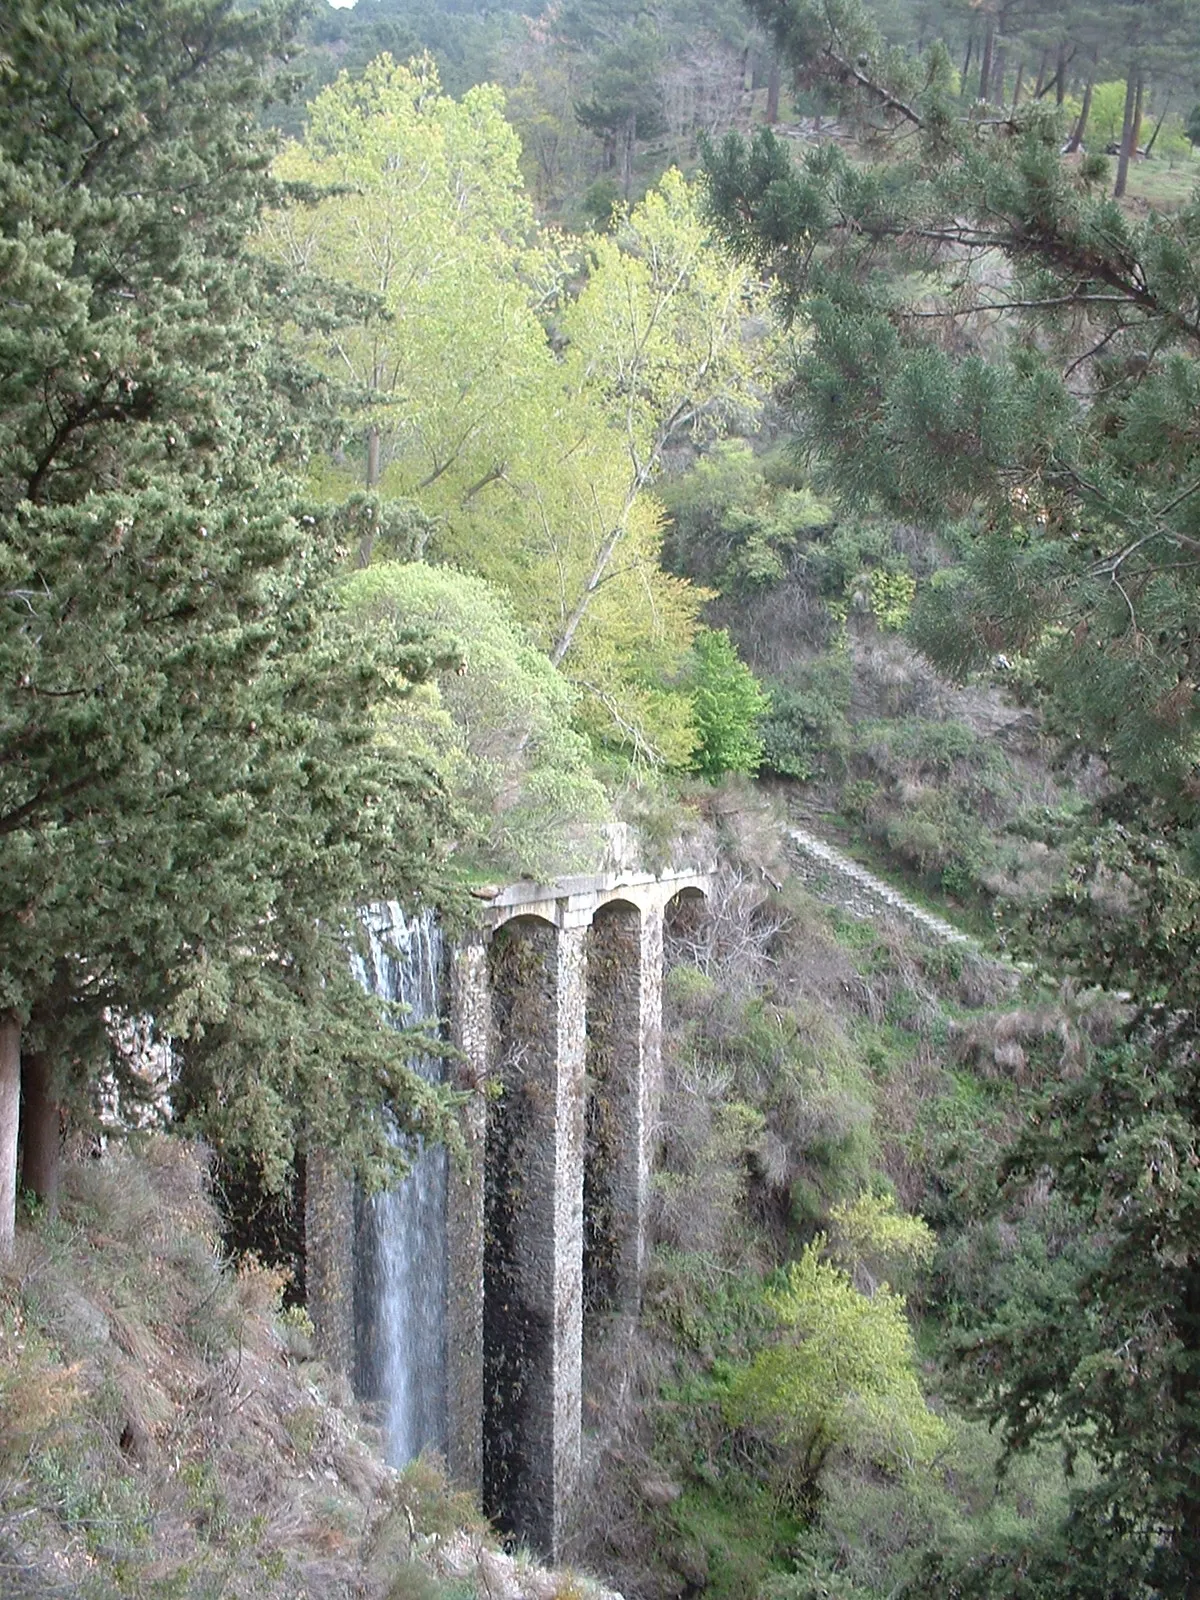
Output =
[
  {"x1": 688, "y1": 629, "x2": 767, "y2": 781},
  {"x1": 343, "y1": 562, "x2": 611, "y2": 878},
  {"x1": 759, "y1": 658, "x2": 852, "y2": 782},
  {"x1": 826, "y1": 1192, "x2": 936, "y2": 1294},
  {"x1": 726, "y1": 1243, "x2": 949, "y2": 1491}
]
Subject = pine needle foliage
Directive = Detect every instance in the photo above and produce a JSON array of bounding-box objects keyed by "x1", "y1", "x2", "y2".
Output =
[{"x1": 0, "y1": 0, "x2": 459, "y2": 1213}]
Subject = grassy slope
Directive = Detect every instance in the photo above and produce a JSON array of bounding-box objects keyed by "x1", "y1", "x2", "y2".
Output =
[{"x1": 0, "y1": 1141, "x2": 606, "y2": 1600}]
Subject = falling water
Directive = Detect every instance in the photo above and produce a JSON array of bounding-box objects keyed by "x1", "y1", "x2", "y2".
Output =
[{"x1": 351, "y1": 904, "x2": 447, "y2": 1465}]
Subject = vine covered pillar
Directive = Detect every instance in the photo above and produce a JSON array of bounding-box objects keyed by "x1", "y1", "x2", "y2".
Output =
[
  {"x1": 304, "y1": 1147, "x2": 356, "y2": 1375},
  {"x1": 446, "y1": 934, "x2": 489, "y2": 1496},
  {"x1": 584, "y1": 898, "x2": 664, "y2": 1317},
  {"x1": 483, "y1": 914, "x2": 586, "y2": 1561}
]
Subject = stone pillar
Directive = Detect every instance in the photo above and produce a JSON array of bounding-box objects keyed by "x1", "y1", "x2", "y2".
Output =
[
  {"x1": 304, "y1": 1146, "x2": 356, "y2": 1376},
  {"x1": 635, "y1": 900, "x2": 664, "y2": 1286},
  {"x1": 585, "y1": 901, "x2": 664, "y2": 1316},
  {"x1": 484, "y1": 917, "x2": 586, "y2": 1561},
  {"x1": 447, "y1": 935, "x2": 489, "y2": 1497}
]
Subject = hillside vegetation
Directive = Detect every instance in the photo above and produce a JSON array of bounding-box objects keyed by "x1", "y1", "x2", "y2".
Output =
[
  {"x1": 5, "y1": 0, "x2": 1200, "y2": 1595},
  {"x1": 0, "y1": 1138, "x2": 619, "y2": 1600}
]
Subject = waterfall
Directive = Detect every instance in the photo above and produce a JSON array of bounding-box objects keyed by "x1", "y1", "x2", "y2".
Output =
[{"x1": 351, "y1": 904, "x2": 447, "y2": 1466}]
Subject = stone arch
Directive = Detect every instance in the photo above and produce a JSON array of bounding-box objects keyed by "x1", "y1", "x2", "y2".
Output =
[
  {"x1": 663, "y1": 882, "x2": 710, "y2": 964},
  {"x1": 445, "y1": 869, "x2": 712, "y2": 1560}
]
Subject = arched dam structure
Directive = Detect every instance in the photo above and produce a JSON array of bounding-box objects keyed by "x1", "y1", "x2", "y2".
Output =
[{"x1": 306, "y1": 865, "x2": 710, "y2": 1561}]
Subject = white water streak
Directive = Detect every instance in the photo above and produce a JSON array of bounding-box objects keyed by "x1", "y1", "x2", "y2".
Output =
[{"x1": 352, "y1": 904, "x2": 447, "y2": 1465}]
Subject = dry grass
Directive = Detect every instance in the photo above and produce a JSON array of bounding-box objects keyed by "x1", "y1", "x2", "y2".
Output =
[{"x1": 2, "y1": 1139, "x2": 621, "y2": 1600}]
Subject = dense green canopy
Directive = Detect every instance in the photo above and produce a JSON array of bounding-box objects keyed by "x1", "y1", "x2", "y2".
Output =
[{"x1": 0, "y1": 0, "x2": 458, "y2": 1244}]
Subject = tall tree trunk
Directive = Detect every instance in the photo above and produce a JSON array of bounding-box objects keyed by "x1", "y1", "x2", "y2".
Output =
[
  {"x1": 621, "y1": 110, "x2": 635, "y2": 198},
  {"x1": 1067, "y1": 74, "x2": 1094, "y2": 151},
  {"x1": 961, "y1": 34, "x2": 974, "y2": 93},
  {"x1": 0, "y1": 1015, "x2": 20, "y2": 1259},
  {"x1": 1011, "y1": 58, "x2": 1025, "y2": 108},
  {"x1": 1144, "y1": 97, "x2": 1170, "y2": 157},
  {"x1": 766, "y1": 58, "x2": 780, "y2": 124},
  {"x1": 1032, "y1": 48, "x2": 1048, "y2": 99},
  {"x1": 978, "y1": 21, "x2": 994, "y2": 102},
  {"x1": 20, "y1": 1051, "x2": 61, "y2": 1215},
  {"x1": 1055, "y1": 39, "x2": 1068, "y2": 105},
  {"x1": 1130, "y1": 73, "x2": 1145, "y2": 158},
  {"x1": 991, "y1": 46, "x2": 1007, "y2": 105},
  {"x1": 357, "y1": 426, "x2": 382, "y2": 566},
  {"x1": 1115, "y1": 69, "x2": 1139, "y2": 197}
]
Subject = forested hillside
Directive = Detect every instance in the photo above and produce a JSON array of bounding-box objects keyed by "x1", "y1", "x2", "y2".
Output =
[{"x1": 3, "y1": 0, "x2": 1200, "y2": 1595}]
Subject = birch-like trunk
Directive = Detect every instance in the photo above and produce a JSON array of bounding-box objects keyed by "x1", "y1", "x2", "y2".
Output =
[{"x1": 0, "y1": 1015, "x2": 20, "y2": 1259}]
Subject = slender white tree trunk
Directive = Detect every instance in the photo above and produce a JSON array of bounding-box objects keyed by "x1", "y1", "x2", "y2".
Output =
[{"x1": 0, "y1": 1014, "x2": 21, "y2": 1259}]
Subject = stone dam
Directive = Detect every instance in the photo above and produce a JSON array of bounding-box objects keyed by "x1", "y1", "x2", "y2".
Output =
[{"x1": 305, "y1": 865, "x2": 711, "y2": 1561}]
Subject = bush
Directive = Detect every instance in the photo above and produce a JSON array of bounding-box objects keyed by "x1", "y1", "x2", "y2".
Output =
[
  {"x1": 759, "y1": 658, "x2": 852, "y2": 781},
  {"x1": 343, "y1": 562, "x2": 611, "y2": 878},
  {"x1": 660, "y1": 441, "x2": 831, "y2": 594},
  {"x1": 726, "y1": 1242, "x2": 949, "y2": 1490},
  {"x1": 688, "y1": 629, "x2": 767, "y2": 781}
]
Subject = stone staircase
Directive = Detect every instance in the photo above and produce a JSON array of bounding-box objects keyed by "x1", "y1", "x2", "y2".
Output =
[{"x1": 786, "y1": 825, "x2": 976, "y2": 947}]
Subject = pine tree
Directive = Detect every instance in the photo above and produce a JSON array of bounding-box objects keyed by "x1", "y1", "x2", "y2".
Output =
[
  {"x1": 0, "y1": 0, "x2": 455, "y2": 1251},
  {"x1": 703, "y1": 0, "x2": 1200, "y2": 1585}
]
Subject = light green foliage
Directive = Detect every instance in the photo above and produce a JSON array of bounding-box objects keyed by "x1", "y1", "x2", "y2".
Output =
[
  {"x1": 269, "y1": 54, "x2": 550, "y2": 491},
  {"x1": 727, "y1": 1242, "x2": 950, "y2": 1479},
  {"x1": 342, "y1": 563, "x2": 610, "y2": 881},
  {"x1": 550, "y1": 171, "x2": 778, "y2": 657},
  {"x1": 688, "y1": 629, "x2": 768, "y2": 781},
  {"x1": 827, "y1": 1192, "x2": 936, "y2": 1293},
  {"x1": 868, "y1": 568, "x2": 916, "y2": 631},
  {"x1": 270, "y1": 74, "x2": 725, "y2": 761},
  {"x1": 1087, "y1": 81, "x2": 1134, "y2": 147},
  {"x1": 771, "y1": 1418, "x2": 1080, "y2": 1600}
]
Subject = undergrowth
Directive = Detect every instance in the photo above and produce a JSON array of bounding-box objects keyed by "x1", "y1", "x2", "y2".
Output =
[
  {"x1": 574, "y1": 820, "x2": 1103, "y2": 1600},
  {"x1": 0, "y1": 1141, "x2": 578, "y2": 1600}
]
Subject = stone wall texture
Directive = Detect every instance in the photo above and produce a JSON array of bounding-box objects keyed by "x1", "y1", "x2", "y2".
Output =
[
  {"x1": 306, "y1": 868, "x2": 708, "y2": 1565},
  {"x1": 303, "y1": 1148, "x2": 356, "y2": 1376},
  {"x1": 447, "y1": 936, "x2": 490, "y2": 1496}
]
